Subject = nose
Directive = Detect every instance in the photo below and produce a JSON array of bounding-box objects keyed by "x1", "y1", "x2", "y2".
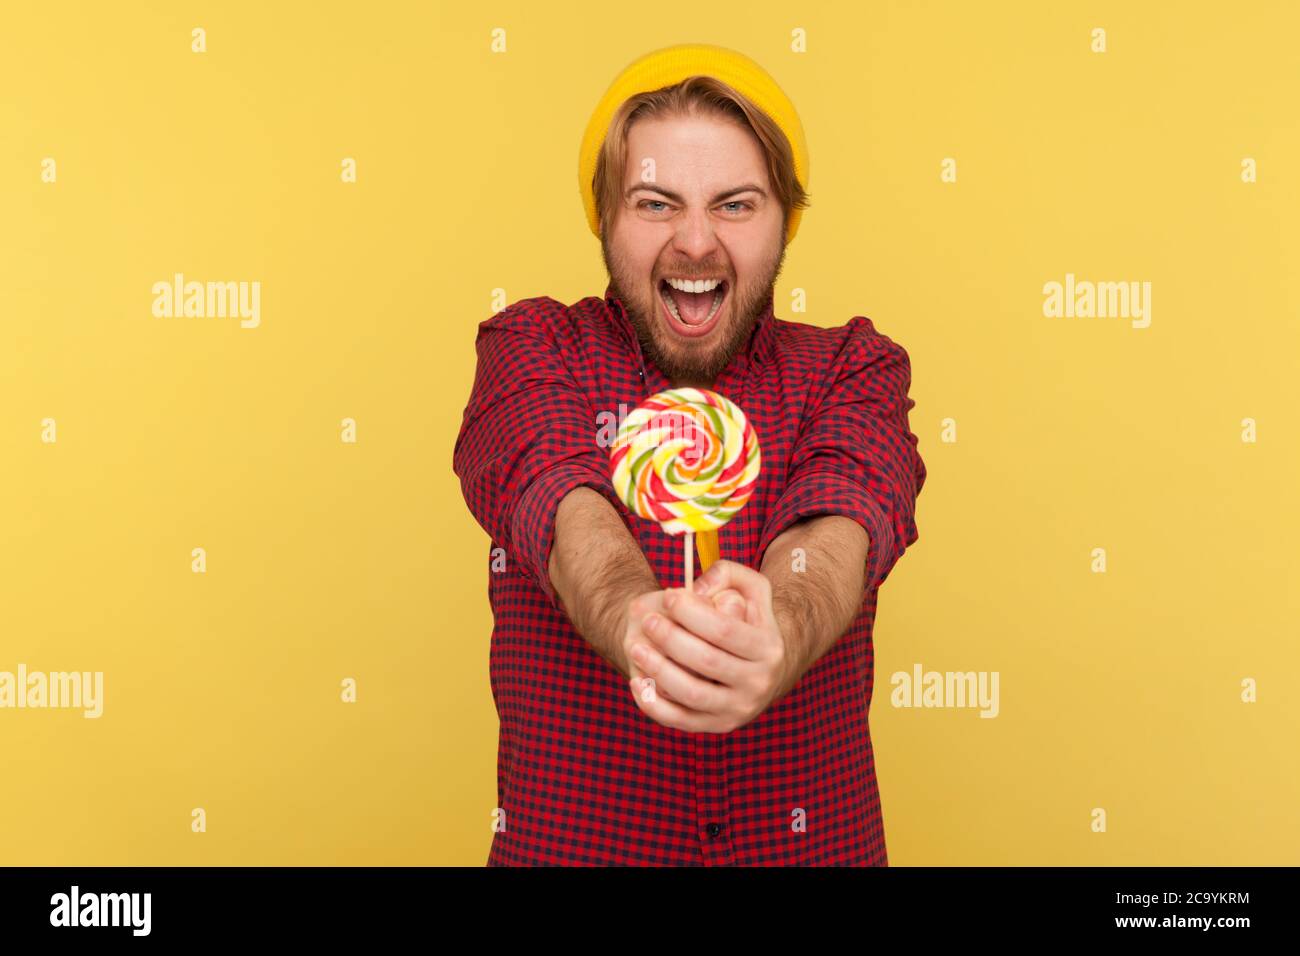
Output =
[{"x1": 669, "y1": 205, "x2": 721, "y2": 262}]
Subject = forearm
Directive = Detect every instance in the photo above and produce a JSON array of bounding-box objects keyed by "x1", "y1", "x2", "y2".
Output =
[
  {"x1": 760, "y1": 515, "x2": 870, "y2": 697},
  {"x1": 548, "y1": 486, "x2": 659, "y2": 678}
]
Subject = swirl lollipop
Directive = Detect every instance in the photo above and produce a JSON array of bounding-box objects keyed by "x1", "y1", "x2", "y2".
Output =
[{"x1": 609, "y1": 387, "x2": 761, "y2": 588}]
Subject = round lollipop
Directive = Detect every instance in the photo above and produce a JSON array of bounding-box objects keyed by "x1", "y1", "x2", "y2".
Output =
[{"x1": 609, "y1": 387, "x2": 761, "y2": 588}]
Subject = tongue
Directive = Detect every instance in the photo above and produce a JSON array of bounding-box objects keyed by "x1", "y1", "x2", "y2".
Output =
[{"x1": 670, "y1": 286, "x2": 716, "y2": 326}]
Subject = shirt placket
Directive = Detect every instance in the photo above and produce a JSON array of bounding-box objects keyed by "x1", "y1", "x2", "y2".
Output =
[
  {"x1": 615, "y1": 294, "x2": 755, "y2": 866},
  {"x1": 690, "y1": 355, "x2": 750, "y2": 866},
  {"x1": 691, "y1": 730, "x2": 735, "y2": 864}
]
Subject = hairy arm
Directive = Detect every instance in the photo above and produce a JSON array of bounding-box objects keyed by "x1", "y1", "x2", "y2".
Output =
[
  {"x1": 548, "y1": 487, "x2": 659, "y2": 679},
  {"x1": 759, "y1": 514, "x2": 870, "y2": 699}
]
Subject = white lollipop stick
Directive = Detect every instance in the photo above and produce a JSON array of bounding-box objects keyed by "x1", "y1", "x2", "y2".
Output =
[{"x1": 684, "y1": 531, "x2": 694, "y2": 590}]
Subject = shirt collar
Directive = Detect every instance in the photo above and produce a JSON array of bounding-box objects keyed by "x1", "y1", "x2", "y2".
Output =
[{"x1": 603, "y1": 280, "x2": 776, "y2": 368}]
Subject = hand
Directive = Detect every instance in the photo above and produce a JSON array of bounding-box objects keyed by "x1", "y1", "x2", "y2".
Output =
[
  {"x1": 627, "y1": 561, "x2": 791, "y2": 734},
  {"x1": 623, "y1": 587, "x2": 745, "y2": 703}
]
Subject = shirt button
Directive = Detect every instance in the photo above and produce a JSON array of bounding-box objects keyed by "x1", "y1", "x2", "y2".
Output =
[{"x1": 705, "y1": 822, "x2": 723, "y2": 838}]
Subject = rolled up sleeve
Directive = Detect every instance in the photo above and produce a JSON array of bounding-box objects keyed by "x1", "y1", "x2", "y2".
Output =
[
  {"x1": 756, "y1": 317, "x2": 927, "y2": 593},
  {"x1": 452, "y1": 302, "x2": 625, "y2": 610}
]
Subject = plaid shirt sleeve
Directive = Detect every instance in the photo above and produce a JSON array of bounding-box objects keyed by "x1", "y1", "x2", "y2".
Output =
[
  {"x1": 452, "y1": 300, "x2": 627, "y2": 611},
  {"x1": 756, "y1": 315, "x2": 927, "y2": 593}
]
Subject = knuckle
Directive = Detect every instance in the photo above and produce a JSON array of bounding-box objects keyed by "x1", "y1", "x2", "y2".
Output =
[{"x1": 677, "y1": 681, "x2": 702, "y2": 710}]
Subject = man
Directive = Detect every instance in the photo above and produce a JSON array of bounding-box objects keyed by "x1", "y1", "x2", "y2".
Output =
[{"x1": 453, "y1": 44, "x2": 926, "y2": 865}]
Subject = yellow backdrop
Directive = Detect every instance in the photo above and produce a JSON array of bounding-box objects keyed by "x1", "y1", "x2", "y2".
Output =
[{"x1": 2, "y1": 1, "x2": 1296, "y2": 866}]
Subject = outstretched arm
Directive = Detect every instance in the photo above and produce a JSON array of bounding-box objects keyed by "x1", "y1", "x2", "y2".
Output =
[
  {"x1": 549, "y1": 487, "x2": 658, "y2": 680},
  {"x1": 758, "y1": 514, "x2": 870, "y2": 699}
]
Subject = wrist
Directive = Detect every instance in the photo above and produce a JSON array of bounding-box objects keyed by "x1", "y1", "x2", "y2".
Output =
[{"x1": 608, "y1": 574, "x2": 660, "y2": 678}]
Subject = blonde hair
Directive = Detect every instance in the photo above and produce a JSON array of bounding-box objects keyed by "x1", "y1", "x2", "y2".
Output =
[{"x1": 592, "y1": 75, "x2": 810, "y2": 241}]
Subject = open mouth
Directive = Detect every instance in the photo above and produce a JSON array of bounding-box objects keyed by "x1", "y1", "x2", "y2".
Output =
[{"x1": 658, "y1": 277, "x2": 728, "y2": 338}]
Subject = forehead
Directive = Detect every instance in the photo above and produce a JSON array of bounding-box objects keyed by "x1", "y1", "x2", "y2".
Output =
[{"x1": 623, "y1": 113, "x2": 769, "y2": 191}]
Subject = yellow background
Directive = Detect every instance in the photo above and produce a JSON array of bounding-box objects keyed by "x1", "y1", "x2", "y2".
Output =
[{"x1": 2, "y1": 1, "x2": 1296, "y2": 865}]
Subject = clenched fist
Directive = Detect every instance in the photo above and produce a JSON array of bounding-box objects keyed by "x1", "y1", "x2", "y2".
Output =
[
  {"x1": 623, "y1": 586, "x2": 745, "y2": 700},
  {"x1": 625, "y1": 561, "x2": 792, "y2": 734}
]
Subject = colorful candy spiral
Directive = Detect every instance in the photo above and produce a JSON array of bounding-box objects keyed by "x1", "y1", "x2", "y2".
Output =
[{"x1": 609, "y1": 387, "x2": 761, "y2": 536}]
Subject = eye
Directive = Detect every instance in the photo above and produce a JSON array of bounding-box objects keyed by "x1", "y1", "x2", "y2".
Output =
[
  {"x1": 721, "y1": 201, "x2": 753, "y2": 214},
  {"x1": 638, "y1": 200, "x2": 670, "y2": 213}
]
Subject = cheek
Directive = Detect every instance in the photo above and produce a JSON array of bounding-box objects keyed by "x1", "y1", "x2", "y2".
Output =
[
  {"x1": 609, "y1": 225, "x2": 661, "y2": 269},
  {"x1": 721, "y1": 243, "x2": 759, "y2": 273},
  {"x1": 618, "y1": 225, "x2": 668, "y2": 260},
  {"x1": 720, "y1": 224, "x2": 780, "y2": 270}
]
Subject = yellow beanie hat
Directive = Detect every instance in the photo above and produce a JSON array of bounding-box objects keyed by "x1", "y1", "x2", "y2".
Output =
[{"x1": 578, "y1": 43, "x2": 809, "y2": 245}]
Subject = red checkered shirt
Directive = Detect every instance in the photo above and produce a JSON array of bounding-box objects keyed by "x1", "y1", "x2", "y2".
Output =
[{"x1": 453, "y1": 282, "x2": 926, "y2": 866}]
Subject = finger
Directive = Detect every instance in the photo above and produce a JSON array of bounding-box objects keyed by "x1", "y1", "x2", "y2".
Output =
[
  {"x1": 631, "y1": 626, "x2": 732, "y2": 712},
  {"x1": 626, "y1": 591, "x2": 687, "y2": 693},
  {"x1": 692, "y1": 560, "x2": 772, "y2": 627},
  {"x1": 713, "y1": 587, "x2": 746, "y2": 619},
  {"x1": 630, "y1": 678, "x2": 724, "y2": 734},
  {"x1": 658, "y1": 589, "x2": 759, "y2": 661},
  {"x1": 628, "y1": 594, "x2": 707, "y2": 687},
  {"x1": 642, "y1": 608, "x2": 748, "y2": 686},
  {"x1": 630, "y1": 661, "x2": 681, "y2": 703}
]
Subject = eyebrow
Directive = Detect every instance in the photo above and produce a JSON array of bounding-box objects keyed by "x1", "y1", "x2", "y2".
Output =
[{"x1": 624, "y1": 182, "x2": 768, "y2": 203}]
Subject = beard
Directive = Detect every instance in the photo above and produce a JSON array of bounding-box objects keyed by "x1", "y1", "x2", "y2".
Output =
[{"x1": 601, "y1": 235, "x2": 786, "y2": 388}]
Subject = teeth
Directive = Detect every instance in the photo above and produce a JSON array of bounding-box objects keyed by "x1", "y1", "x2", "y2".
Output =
[
  {"x1": 665, "y1": 277, "x2": 723, "y2": 294},
  {"x1": 661, "y1": 283, "x2": 725, "y2": 327}
]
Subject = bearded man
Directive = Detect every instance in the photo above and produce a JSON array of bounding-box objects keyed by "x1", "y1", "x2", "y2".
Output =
[{"x1": 454, "y1": 44, "x2": 927, "y2": 866}]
